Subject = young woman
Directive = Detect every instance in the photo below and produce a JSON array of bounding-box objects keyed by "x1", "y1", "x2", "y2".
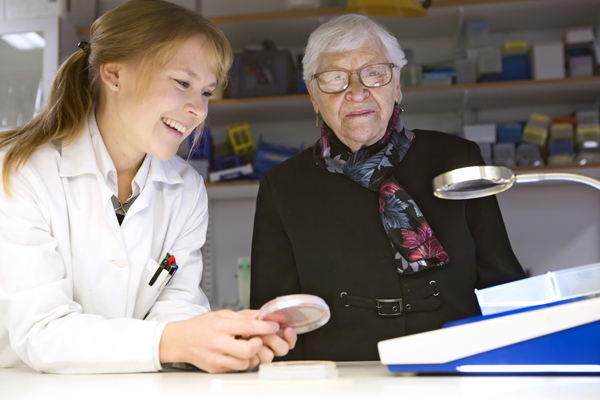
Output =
[{"x1": 0, "y1": 0, "x2": 295, "y2": 374}]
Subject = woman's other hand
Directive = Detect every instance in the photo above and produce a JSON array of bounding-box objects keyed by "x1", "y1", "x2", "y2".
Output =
[
  {"x1": 159, "y1": 309, "x2": 282, "y2": 373},
  {"x1": 237, "y1": 309, "x2": 298, "y2": 365}
]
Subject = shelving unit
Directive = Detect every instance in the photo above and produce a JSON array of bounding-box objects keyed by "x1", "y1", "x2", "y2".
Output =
[
  {"x1": 208, "y1": 0, "x2": 600, "y2": 49},
  {"x1": 205, "y1": 164, "x2": 600, "y2": 200},
  {"x1": 207, "y1": 76, "x2": 600, "y2": 124}
]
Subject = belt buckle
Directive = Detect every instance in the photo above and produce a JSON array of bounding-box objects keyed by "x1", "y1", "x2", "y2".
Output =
[{"x1": 375, "y1": 298, "x2": 403, "y2": 317}]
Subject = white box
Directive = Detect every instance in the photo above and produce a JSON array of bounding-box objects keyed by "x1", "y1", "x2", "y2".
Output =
[
  {"x1": 532, "y1": 42, "x2": 565, "y2": 80},
  {"x1": 463, "y1": 123, "x2": 496, "y2": 143},
  {"x1": 209, "y1": 164, "x2": 253, "y2": 182},
  {"x1": 455, "y1": 59, "x2": 477, "y2": 84},
  {"x1": 569, "y1": 55, "x2": 593, "y2": 77},
  {"x1": 565, "y1": 26, "x2": 595, "y2": 44},
  {"x1": 475, "y1": 263, "x2": 600, "y2": 316},
  {"x1": 6, "y1": 0, "x2": 66, "y2": 19},
  {"x1": 477, "y1": 47, "x2": 502, "y2": 75}
]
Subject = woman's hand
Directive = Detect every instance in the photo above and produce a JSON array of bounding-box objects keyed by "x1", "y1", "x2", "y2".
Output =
[
  {"x1": 257, "y1": 327, "x2": 297, "y2": 363},
  {"x1": 159, "y1": 309, "x2": 282, "y2": 373},
  {"x1": 237, "y1": 310, "x2": 298, "y2": 364}
]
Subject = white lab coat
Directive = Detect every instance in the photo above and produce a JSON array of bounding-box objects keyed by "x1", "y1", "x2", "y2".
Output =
[{"x1": 0, "y1": 112, "x2": 210, "y2": 373}]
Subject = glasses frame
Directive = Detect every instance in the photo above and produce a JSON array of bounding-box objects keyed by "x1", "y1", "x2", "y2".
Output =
[{"x1": 312, "y1": 63, "x2": 397, "y2": 94}]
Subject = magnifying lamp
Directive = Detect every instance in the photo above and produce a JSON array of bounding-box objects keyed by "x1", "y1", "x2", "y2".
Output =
[{"x1": 432, "y1": 165, "x2": 600, "y2": 200}]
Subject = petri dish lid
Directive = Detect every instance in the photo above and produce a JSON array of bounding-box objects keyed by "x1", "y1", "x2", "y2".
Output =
[
  {"x1": 259, "y1": 361, "x2": 338, "y2": 380},
  {"x1": 258, "y1": 294, "x2": 330, "y2": 334}
]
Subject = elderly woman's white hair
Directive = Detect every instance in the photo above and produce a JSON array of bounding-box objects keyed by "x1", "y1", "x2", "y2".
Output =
[{"x1": 302, "y1": 14, "x2": 407, "y2": 84}]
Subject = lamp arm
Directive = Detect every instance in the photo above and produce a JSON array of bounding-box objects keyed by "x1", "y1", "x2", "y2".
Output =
[{"x1": 514, "y1": 172, "x2": 600, "y2": 192}]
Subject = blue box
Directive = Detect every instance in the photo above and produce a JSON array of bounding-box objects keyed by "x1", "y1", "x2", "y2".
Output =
[
  {"x1": 188, "y1": 126, "x2": 213, "y2": 161},
  {"x1": 502, "y1": 54, "x2": 531, "y2": 81},
  {"x1": 254, "y1": 136, "x2": 303, "y2": 173},
  {"x1": 214, "y1": 155, "x2": 247, "y2": 171},
  {"x1": 497, "y1": 124, "x2": 522, "y2": 144},
  {"x1": 479, "y1": 72, "x2": 503, "y2": 82},
  {"x1": 549, "y1": 141, "x2": 574, "y2": 155},
  {"x1": 423, "y1": 71, "x2": 455, "y2": 79}
]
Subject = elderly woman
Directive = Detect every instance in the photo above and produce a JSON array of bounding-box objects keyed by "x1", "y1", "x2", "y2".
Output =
[{"x1": 250, "y1": 14, "x2": 525, "y2": 361}]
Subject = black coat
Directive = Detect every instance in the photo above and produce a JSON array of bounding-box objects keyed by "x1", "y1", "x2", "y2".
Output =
[{"x1": 250, "y1": 129, "x2": 526, "y2": 361}]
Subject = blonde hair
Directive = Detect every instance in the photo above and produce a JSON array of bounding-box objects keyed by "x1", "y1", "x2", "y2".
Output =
[{"x1": 0, "y1": 0, "x2": 231, "y2": 193}]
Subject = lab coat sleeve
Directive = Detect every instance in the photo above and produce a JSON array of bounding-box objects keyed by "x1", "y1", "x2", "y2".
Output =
[
  {"x1": 464, "y1": 141, "x2": 527, "y2": 288},
  {"x1": 0, "y1": 162, "x2": 161, "y2": 373},
  {"x1": 144, "y1": 174, "x2": 211, "y2": 323},
  {"x1": 250, "y1": 174, "x2": 303, "y2": 361}
]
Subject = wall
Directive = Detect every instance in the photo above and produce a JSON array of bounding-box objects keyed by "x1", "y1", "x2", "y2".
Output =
[{"x1": 0, "y1": 0, "x2": 197, "y2": 24}]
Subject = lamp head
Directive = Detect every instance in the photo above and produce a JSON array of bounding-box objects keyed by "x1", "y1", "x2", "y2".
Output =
[{"x1": 432, "y1": 166, "x2": 515, "y2": 200}]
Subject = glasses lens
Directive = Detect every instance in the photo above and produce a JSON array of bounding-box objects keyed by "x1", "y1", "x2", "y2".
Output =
[
  {"x1": 360, "y1": 64, "x2": 392, "y2": 88},
  {"x1": 317, "y1": 70, "x2": 349, "y2": 93}
]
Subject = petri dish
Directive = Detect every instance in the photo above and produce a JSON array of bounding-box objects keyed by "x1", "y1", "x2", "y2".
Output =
[
  {"x1": 258, "y1": 294, "x2": 330, "y2": 334},
  {"x1": 259, "y1": 360, "x2": 338, "y2": 380}
]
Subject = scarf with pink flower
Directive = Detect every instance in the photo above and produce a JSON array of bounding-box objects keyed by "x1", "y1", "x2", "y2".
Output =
[{"x1": 312, "y1": 105, "x2": 449, "y2": 274}]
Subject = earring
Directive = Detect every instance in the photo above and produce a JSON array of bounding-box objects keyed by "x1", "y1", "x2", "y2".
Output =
[
  {"x1": 315, "y1": 113, "x2": 320, "y2": 127},
  {"x1": 114, "y1": 83, "x2": 119, "y2": 88}
]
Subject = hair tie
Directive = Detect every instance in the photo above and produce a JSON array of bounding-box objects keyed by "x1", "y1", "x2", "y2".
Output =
[{"x1": 78, "y1": 41, "x2": 91, "y2": 55}]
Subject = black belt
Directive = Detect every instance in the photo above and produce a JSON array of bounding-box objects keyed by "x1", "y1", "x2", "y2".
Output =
[{"x1": 340, "y1": 280, "x2": 440, "y2": 317}]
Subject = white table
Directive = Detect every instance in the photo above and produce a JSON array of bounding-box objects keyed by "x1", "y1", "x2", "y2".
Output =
[{"x1": 1, "y1": 362, "x2": 599, "y2": 400}]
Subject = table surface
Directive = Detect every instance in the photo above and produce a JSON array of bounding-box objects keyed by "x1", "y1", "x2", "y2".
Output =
[{"x1": 1, "y1": 361, "x2": 599, "y2": 400}]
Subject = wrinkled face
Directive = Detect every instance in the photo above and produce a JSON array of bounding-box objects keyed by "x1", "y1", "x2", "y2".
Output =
[
  {"x1": 308, "y1": 42, "x2": 400, "y2": 153},
  {"x1": 116, "y1": 35, "x2": 217, "y2": 160}
]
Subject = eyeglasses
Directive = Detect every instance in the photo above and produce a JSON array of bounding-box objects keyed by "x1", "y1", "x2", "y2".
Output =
[{"x1": 312, "y1": 63, "x2": 396, "y2": 94}]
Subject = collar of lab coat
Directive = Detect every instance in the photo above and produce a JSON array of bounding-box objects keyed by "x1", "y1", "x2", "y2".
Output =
[{"x1": 59, "y1": 110, "x2": 184, "y2": 187}]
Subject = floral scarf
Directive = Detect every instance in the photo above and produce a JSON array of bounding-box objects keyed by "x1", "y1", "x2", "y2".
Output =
[{"x1": 312, "y1": 105, "x2": 449, "y2": 274}]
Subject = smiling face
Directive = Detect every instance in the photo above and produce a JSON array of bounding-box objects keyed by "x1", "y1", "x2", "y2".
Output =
[
  {"x1": 308, "y1": 41, "x2": 400, "y2": 153},
  {"x1": 109, "y1": 35, "x2": 217, "y2": 162}
]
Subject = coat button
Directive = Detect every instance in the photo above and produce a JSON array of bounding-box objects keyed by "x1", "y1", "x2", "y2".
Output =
[{"x1": 113, "y1": 257, "x2": 128, "y2": 268}]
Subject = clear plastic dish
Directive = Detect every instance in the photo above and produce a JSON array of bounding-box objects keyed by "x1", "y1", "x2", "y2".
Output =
[
  {"x1": 475, "y1": 262, "x2": 600, "y2": 315},
  {"x1": 258, "y1": 361, "x2": 338, "y2": 380},
  {"x1": 258, "y1": 294, "x2": 330, "y2": 334}
]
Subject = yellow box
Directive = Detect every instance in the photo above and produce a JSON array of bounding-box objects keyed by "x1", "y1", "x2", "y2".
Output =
[
  {"x1": 503, "y1": 41, "x2": 528, "y2": 55},
  {"x1": 226, "y1": 122, "x2": 255, "y2": 157}
]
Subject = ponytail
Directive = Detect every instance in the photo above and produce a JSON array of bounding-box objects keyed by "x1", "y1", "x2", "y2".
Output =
[{"x1": 0, "y1": 49, "x2": 93, "y2": 194}]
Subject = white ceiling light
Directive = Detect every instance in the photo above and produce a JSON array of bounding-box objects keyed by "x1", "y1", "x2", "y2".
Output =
[{"x1": 1, "y1": 32, "x2": 46, "y2": 50}]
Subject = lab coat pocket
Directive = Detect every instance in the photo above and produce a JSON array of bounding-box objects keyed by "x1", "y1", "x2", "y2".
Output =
[{"x1": 133, "y1": 259, "x2": 169, "y2": 320}]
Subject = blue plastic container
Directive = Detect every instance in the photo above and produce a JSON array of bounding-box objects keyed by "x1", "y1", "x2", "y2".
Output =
[
  {"x1": 549, "y1": 140, "x2": 574, "y2": 155},
  {"x1": 188, "y1": 126, "x2": 213, "y2": 161},
  {"x1": 254, "y1": 136, "x2": 304, "y2": 173},
  {"x1": 502, "y1": 54, "x2": 531, "y2": 81},
  {"x1": 497, "y1": 124, "x2": 522, "y2": 144},
  {"x1": 214, "y1": 155, "x2": 247, "y2": 171}
]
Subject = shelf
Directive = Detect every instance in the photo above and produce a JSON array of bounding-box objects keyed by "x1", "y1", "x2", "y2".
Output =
[
  {"x1": 212, "y1": 0, "x2": 599, "y2": 48},
  {"x1": 77, "y1": 0, "x2": 600, "y2": 46},
  {"x1": 207, "y1": 76, "x2": 600, "y2": 125},
  {"x1": 204, "y1": 164, "x2": 600, "y2": 200},
  {"x1": 76, "y1": 0, "x2": 519, "y2": 36}
]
